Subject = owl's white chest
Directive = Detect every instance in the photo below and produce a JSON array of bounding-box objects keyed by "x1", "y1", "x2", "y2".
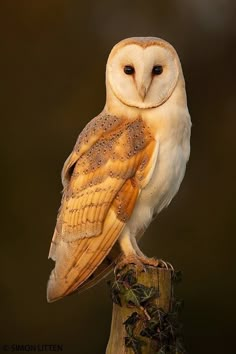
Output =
[
  {"x1": 147, "y1": 140, "x2": 187, "y2": 209},
  {"x1": 126, "y1": 110, "x2": 191, "y2": 238}
]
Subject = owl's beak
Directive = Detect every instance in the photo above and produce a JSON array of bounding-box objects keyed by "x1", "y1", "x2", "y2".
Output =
[
  {"x1": 139, "y1": 84, "x2": 148, "y2": 100},
  {"x1": 137, "y1": 75, "x2": 152, "y2": 101}
]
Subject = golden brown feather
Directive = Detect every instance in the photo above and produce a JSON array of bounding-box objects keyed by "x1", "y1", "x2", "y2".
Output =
[{"x1": 47, "y1": 113, "x2": 156, "y2": 302}]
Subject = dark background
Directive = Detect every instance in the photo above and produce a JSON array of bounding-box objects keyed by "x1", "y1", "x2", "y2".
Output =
[{"x1": 1, "y1": 1, "x2": 235, "y2": 353}]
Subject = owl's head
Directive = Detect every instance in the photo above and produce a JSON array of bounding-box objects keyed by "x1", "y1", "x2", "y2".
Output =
[{"x1": 106, "y1": 37, "x2": 183, "y2": 109}]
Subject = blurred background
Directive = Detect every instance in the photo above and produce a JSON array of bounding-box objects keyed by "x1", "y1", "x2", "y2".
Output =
[{"x1": 1, "y1": 1, "x2": 235, "y2": 353}]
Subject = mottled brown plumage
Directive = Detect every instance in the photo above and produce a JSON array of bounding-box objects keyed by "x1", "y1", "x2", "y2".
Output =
[{"x1": 47, "y1": 114, "x2": 156, "y2": 301}]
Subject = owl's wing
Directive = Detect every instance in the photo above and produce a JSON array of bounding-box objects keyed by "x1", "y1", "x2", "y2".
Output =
[
  {"x1": 77, "y1": 219, "x2": 148, "y2": 294},
  {"x1": 47, "y1": 114, "x2": 158, "y2": 302}
]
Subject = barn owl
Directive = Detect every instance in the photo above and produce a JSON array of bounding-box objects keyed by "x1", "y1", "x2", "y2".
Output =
[{"x1": 47, "y1": 37, "x2": 191, "y2": 302}]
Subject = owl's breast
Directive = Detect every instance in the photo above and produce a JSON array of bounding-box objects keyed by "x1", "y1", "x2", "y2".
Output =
[
  {"x1": 127, "y1": 136, "x2": 190, "y2": 237},
  {"x1": 144, "y1": 140, "x2": 187, "y2": 212}
]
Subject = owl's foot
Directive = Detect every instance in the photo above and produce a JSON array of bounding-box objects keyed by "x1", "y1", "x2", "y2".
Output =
[
  {"x1": 132, "y1": 256, "x2": 174, "y2": 270},
  {"x1": 115, "y1": 254, "x2": 174, "y2": 272},
  {"x1": 115, "y1": 254, "x2": 146, "y2": 273}
]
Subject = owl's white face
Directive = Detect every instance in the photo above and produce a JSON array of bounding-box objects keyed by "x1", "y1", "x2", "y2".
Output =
[{"x1": 106, "y1": 38, "x2": 180, "y2": 109}]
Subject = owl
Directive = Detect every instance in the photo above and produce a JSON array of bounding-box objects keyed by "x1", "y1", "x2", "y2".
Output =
[{"x1": 47, "y1": 37, "x2": 191, "y2": 302}]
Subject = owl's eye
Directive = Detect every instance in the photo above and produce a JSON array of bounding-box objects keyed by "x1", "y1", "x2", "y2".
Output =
[
  {"x1": 124, "y1": 65, "x2": 135, "y2": 75},
  {"x1": 152, "y1": 65, "x2": 163, "y2": 75}
]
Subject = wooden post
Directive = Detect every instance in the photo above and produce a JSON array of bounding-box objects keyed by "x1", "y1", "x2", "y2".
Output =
[{"x1": 106, "y1": 264, "x2": 185, "y2": 354}]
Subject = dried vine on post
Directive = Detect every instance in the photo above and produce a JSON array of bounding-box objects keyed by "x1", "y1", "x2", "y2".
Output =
[{"x1": 106, "y1": 264, "x2": 185, "y2": 354}]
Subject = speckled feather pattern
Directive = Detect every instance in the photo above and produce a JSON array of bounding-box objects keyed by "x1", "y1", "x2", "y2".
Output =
[
  {"x1": 47, "y1": 113, "x2": 156, "y2": 300},
  {"x1": 57, "y1": 114, "x2": 154, "y2": 238}
]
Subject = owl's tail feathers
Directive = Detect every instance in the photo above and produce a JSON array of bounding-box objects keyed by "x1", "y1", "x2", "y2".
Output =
[
  {"x1": 47, "y1": 271, "x2": 64, "y2": 303},
  {"x1": 47, "y1": 209, "x2": 124, "y2": 303},
  {"x1": 47, "y1": 247, "x2": 121, "y2": 303}
]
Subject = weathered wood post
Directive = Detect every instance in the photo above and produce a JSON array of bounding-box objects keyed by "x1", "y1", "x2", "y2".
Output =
[{"x1": 106, "y1": 264, "x2": 185, "y2": 354}]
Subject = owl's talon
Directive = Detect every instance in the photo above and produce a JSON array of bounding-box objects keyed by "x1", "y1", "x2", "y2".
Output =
[
  {"x1": 159, "y1": 259, "x2": 168, "y2": 268},
  {"x1": 166, "y1": 261, "x2": 174, "y2": 271},
  {"x1": 115, "y1": 255, "x2": 173, "y2": 273},
  {"x1": 159, "y1": 259, "x2": 174, "y2": 271},
  {"x1": 158, "y1": 259, "x2": 174, "y2": 270}
]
